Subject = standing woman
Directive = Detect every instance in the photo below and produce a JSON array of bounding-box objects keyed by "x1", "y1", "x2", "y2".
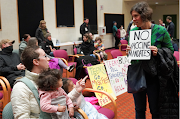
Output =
[
  {"x1": 112, "y1": 21, "x2": 119, "y2": 49},
  {"x1": 126, "y1": 2, "x2": 175, "y2": 119},
  {"x1": 35, "y1": 20, "x2": 49, "y2": 45}
]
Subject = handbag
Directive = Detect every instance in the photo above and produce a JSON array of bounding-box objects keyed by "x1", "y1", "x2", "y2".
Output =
[{"x1": 127, "y1": 62, "x2": 147, "y2": 93}]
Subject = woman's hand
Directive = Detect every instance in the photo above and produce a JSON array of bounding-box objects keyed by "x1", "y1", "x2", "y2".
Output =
[
  {"x1": 126, "y1": 45, "x2": 131, "y2": 55},
  {"x1": 149, "y1": 46, "x2": 158, "y2": 56}
]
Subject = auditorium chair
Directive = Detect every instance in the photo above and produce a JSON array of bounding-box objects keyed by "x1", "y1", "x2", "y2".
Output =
[
  {"x1": 110, "y1": 50, "x2": 123, "y2": 59},
  {"x1": 53, "y1": 50, "x2": 79, "y2": 77}
]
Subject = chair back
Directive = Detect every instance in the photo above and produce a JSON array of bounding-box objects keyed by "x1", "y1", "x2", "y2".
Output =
[
  {"x1": 73, "y1": 48, "x2": 77, "y2": 55},
  {"x1": 111, "y1": 50, "x2": 123, "y2": 59},
  {"x1": 53, "y1": 50, "x2": 68, "y2": 60},
  {"x1": 173, "y1": 51, "x2": 179, "y2": 61},
  {"x1": 120, "y1": 40, "x2": 128, "y2": 51}
]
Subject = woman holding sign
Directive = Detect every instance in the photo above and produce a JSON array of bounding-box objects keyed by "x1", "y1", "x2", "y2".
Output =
[{"x1": 126, "y1": 2, "x2": 178, "y2": 119}]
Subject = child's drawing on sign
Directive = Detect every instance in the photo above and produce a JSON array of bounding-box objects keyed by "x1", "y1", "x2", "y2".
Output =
[
  {"x1": 129, "y1": 29, "x2": 151, "y2": 60},
  {"x1": 87, "y1": 64, "x2": 116, "y2": 107}
]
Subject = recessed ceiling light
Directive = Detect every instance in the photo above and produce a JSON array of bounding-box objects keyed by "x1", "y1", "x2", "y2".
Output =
[{"x1": 155, "y1": 2, "x2": 158, "y2": 4}]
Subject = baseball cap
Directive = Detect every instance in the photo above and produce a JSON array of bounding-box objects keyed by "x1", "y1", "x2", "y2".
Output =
[{"x1": 0, "y1": 39, "x2": 15, "y2": 48}]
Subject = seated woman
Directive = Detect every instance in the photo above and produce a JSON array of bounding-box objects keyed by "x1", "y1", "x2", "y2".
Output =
[
  {"x1": 80, "y1": 33, "x2": 95, "y2": 56},
  {"x1": 27, "y1": 38, "x2": 75, "y2": 72},
  {"x1": 42, "y1": 33, "x2": 56, "y2": 56}
]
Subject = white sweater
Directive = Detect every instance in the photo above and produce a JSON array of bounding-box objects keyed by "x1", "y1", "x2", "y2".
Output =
[{"x1": 11, "y1": 70, "x2": 40, "y2": 119}]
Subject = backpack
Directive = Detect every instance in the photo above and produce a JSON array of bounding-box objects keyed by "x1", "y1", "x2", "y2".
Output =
[
  {"x1": 2, "y1": 77, "x2": 51, "y2": 119},
  {"x1": 116, "y1": 29, "x2": 121, "y2": 39}
]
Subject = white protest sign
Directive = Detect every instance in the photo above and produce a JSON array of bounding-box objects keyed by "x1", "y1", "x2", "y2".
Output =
[
  {"x1": 117, "y1": 56, "x2": 131, "y2": 65},
  {"x1": 129, "y1": 29, "x2": 151, "y2": 60},
  {"x1": 104, "y1": 58, "x2": 128, "y2": 96}
]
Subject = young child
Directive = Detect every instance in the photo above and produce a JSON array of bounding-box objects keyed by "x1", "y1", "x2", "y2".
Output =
[
  {"x1": 94, "y1": 37, "x2": 108, "y2": 61},
  {"x1": 36, "y1": 68, "x2": 74, "y2": 119},
  {"x1": 62, "y1": 77, "x2": 108, "y2": 119}
]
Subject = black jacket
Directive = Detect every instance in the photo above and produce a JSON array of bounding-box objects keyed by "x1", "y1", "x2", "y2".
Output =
[
  {"x1": 167, "y1": 22, "x2": 175, "y2": 38},
  {"x1": 0, "y1": 51, "x2": 25, "y2": 87},
  {"x1": 80, "y1": 22, "x2": 90, "y2": 36},
  {"x1": 35, "y1": 27, "x2": 48, "y2": 45},
  {"x1": 75, "y1": 55, "x2": 100, "y2": 79},
  {"x1": 142, "y1": 48, "x2": 179, "y2": 118},
  {"x1": 42, "y1": 40, "x2": 54, "y2": 55},
  {"x1": 80, "y1": 40, "x2": 95, "y2": 55}
]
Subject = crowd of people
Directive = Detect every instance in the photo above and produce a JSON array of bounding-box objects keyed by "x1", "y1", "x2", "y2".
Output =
[{"x1": 0, "y1": 1, "x2": 179, "y2": 119}]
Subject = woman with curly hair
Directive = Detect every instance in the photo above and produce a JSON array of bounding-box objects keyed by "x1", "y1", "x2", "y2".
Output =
[
  {"x1": 36, "y1": 68, "x2": 74, "y2": 119},
  {"x1": 126, "y1": 1, "x2": 178, "y2": 119}
]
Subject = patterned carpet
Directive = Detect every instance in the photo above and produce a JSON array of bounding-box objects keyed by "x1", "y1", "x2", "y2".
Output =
[{"x1": 65, "y1": 48, "x2": 152, "y2": 119}]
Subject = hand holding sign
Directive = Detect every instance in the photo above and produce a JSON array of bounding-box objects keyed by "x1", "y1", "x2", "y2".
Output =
[{"x1": 149, "y1": 46, "x2": 158, "y2": 56}]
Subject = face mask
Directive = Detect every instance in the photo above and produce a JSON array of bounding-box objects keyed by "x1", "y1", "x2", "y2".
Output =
[{"x1": 2, "y1": 45, "x2": 13, "y2": 53}]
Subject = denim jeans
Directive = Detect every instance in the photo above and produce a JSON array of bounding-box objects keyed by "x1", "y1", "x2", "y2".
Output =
[{"x1": 133, "y1": 74, "x2": 160, "y2": 119}]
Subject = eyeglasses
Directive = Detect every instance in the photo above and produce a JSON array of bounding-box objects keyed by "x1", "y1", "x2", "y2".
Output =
[{"x1": 37, "y1": 54, "x2": 48, "y2": 59}]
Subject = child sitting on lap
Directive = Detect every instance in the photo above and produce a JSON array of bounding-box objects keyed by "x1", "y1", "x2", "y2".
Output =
[
  {"x1": 94, "y1": 37, "x2": 107, "y2": 61},
  {"x1": 35, "y1": 68, "x2": 74, "y2": 119},
  {"x1": 62, "y1": 76, "x2": 108, "y2": 119}
]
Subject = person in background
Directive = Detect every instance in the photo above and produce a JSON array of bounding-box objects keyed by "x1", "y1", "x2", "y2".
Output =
[
  {"x1": 119, "y1": 25, "x2": 126, "y2": 40},
  {"x1": 171, "y1": 38, "x2": 179, "y2": 51},
  {"x1": 80, "y1": 18, "x2": 90, "y2": 41},
  {"x1": 35, "y1": 20, "x2": 49, "y2": 45},
  {"x1": 80, "y1": 33, "x2": 95, "y2": 55},
  {"x1": 27, "y1": 38, "x2": 75, "y2": 72},
  {"x1": 19, "y1": 34, "x2": 31, "y2": 56},
  {"x1": 62, "y1": 77, "x2": 108, "y2": 119},
  {"x1": 158, "y1": 19, "x2": 165, "y2": 27},
  {"x1": 166, "y1": 16, "x2": 175, "y2": 38},
  {"x1": 43, "y1": 33, "x2": 56, "y2": 56},
  {"x1": 36, "y1": 68, "x2": 74, "y2": 119},
  {"x1": 94, "y1": 37, "x2": 107, "y2": 61},
  {"x1": 151, "y1": 20, "x2": 155, "y2": 24},
  {"x1": 0, "y1": 39, "x2": 25, "y2": 88},
  {"x1": 127, "y1": 20, "x2": 137, "y2": 36},
  {"x1": 112, "y1": 21, "x2": 119, "y2": 49},
  {"x1": 88, "y1": 32, "x2": 94, "y2": 41},
  {"x1": 127, "y1": 1, "x2": 177, "y2": 119}
]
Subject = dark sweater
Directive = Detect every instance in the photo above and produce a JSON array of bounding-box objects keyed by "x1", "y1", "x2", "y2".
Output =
[
  {"x1": 81, "y1": 40, "x2": 95, "y2": 55},
  {"x1": 0, "y1": 51, "x2": 25, "y2": 87}
]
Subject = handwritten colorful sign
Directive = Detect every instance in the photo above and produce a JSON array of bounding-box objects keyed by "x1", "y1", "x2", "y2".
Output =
[
  {"x1": 104, "y1": 57, "x2": 128, "y2": 96},
  {"x1": 129, "y1": 29, "x2": 151, "y2": 60},
  {"x1": 87, "y1": 64, "x2": 116, "y2": 107}
]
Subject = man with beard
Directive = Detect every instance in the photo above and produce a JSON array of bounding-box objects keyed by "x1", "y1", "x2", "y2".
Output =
[
  {"x1": 35, "y1": 20, "x2": 49, "y2": 45},
  {"x1": 0, "y1": 39, "x2": 25, "y2": 87}
]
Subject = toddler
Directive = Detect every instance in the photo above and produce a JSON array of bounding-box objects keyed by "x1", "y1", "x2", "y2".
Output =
[
  {"x1": 36, "y1": 68, "x2": 74, "y2": 119},
  {"x1": 94, "y1": 37, "x2": 107, "y2": 61},
  {"x1": 62, "y1": 76, "x2": 108, "y2": 119}
]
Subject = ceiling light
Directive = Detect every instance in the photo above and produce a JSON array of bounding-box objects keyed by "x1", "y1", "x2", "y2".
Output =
[{"x1": 155, "y1": 2, "x2": 158, "y2": 4}]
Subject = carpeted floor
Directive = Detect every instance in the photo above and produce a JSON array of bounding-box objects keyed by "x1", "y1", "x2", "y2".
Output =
[{"x1": 63, "y1": 48, "x2": 152, "y2": 119}]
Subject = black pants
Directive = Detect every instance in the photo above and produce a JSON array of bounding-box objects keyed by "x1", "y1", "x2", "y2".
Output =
[
  {"x1": 133, "y1": 73, "x2": 160, "y2": 119},
  {"x1": 115, "y1": 37, "x2": 120, "y2": 49}
]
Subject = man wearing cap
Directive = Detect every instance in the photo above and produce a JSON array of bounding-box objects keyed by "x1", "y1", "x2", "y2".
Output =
[{"x1": 0, "y1": 39, "x2": 25, "y2": 87}]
